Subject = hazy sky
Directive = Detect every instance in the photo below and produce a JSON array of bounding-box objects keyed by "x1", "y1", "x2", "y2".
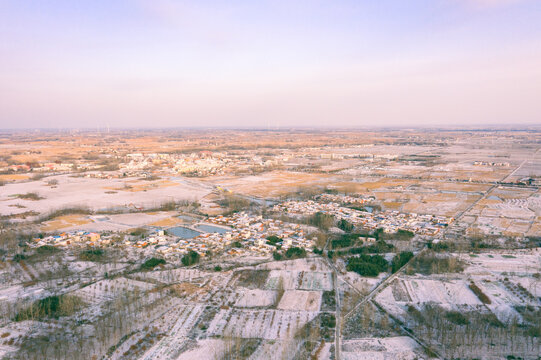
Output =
[{"x1": 1, "y1": 0, "x2": 540, "y2": 129}]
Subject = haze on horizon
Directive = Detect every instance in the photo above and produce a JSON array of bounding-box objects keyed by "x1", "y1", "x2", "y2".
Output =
[{"x1": 1, "y1": 0, "x2": 540, "y2": 129}]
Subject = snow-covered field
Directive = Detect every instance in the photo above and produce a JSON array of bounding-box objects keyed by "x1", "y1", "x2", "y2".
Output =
[
  {"x1": 235, "y1": 289, "x2": 277, "y2": 308},
  {"x1": 0, "y1": 174, "x2": 210, "y2": 216},
  {"x1": 377, "y1": 277, "x2": 481, "y2": 308},
  {"x1": 265, "y1": 270, "x2": 333, "y2": 291},
  {"x1": 134, "y1": 268, "x2": 209, "y2": 284},
  {"x1": 462, "y1": 250, "x2": 540, "y2": 275},
  {"x1": 176, "y1": 339, "x2": 225, "y2": 360},
  {"x1": 256, "y1": 258, "x2": 330, "y2": 272},
  {"x1": 341, "y1": 337, "x2": 420, "y2": 360},
  {"x1": 277, "y1": 290, "x2": 322, "y2": 311},
  {"x1": 140, "y1": 304, "x2": 205, "y2": 360},
  {"x1": 207, "y1": 309, "x2": 318, "y2": 340},
  {"x1": 72, "y1": 277, "x2": 155, "y2": 304}
]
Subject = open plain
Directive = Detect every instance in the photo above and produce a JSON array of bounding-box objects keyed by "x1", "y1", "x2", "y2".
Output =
[{"x1": 0, "y1": 129, "x2": 540, "y2": 359}]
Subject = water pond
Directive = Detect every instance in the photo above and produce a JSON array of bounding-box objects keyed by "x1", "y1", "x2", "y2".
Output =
[
  {"x1": 195, "y1": 224, "x2": 230, "y2": 234},
  {"x1": 168, "y1": 226, "x2": 201, "y2": 239}
]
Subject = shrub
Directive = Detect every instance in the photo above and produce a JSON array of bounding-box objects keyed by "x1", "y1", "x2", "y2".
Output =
[
  {"x1": 15, "y1": 295, "x2": 83, "y2": 321},
  {"x1": 375, "y1": 228, "x2": 414, "y2": 241},
  {"x1": 218, "y1": 194, "x2": 251, "y2": 214},
  {"x1": 181, "y1": 251, "x2": 199, "y2": 266},
  {"x1": 331, "y1": 233, "x2": 361, "y2": 249},
  {"x1": 337, "y1": 219, "x2": 354, "y2": 232},
  {"x1": 428, "y1": 241, "x2": 451, "y2": 252},
  {"x1": 142, "y1": 257, "x2": 166, "y2": 269},
  {"x1": 391, "y1": 251, "x2": 414, "y2": 273},
  {"x1": 232, "y1": 241, "x2": 243, "y2": 248},
  {"x1": 130, "y1": 228, "x2": 148, "y2": 237},
  {"x1": 308, "y1": 212, "x2": 334, "y2": 230},
  {"x1": 284, "y1": 247, "x2": 306, "y2": 259},
  {"x1": 266, "y1": 235, "x2": 281, "y2": 243},
  {"x1": 214, "y1": 265, "x2": 222, "y2": 272},
  {"x1": 395, "y1": 229, "x2": 415, "y2": 240},
  {"x1": 13, "y1": 254, "x2": 26, "y2": 262},
  {"x1": 16, "y1": 192, "x2": 44, "y2": 201},
  {"x1": 320, "y1": 313, "x2": 336, "y2": 328},
  {"x1": 469, "y1": 282, "x2": 491, "y2": 304},
  {"x1": 346, "y1": 254, "x2": 388, "y2": 277},
  {"x1": 407, "y1": 251, "x2": 464, "y2": 275},
  {"x1": 36, "y1": 245, "x2": 57, "y2": 253},
  {"x1": 266, "y1": 235, "x2": 281, "y2": 246},
  {"x1": 272, "y1": 251, "x2": 283, "y2": 261},
  {"x1": 335, "y1": 240, "x2": 394, "y2": 256},
  {"x1": 445, "y1": 311, "x2": 470, "y2": 325},
  {"x1": 36, "y1": 245, "x2": 59, "y2": 256},
  {"x1": 79, "y1": 249, "x2": 104, "y2": 261}
]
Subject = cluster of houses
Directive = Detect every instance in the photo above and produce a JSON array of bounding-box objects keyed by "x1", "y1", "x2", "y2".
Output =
[
  {"x1": 121, "y1": 151, "x2": 283, "y2": 177},
  {"x1": 27, "y1": 210, "x2": 317, "y2": 261},
  {"x1": 473, "y1": 161, "x2": 510, "y2": 167},
  {"x1": 206, "y1": 212, "x2": 315, "y2": 257},
  {"x1": 315, "y1": 193, "x2": 374, "y2": 205},
  {"x1": 272, "y1": 200, "x2": 451, "y2": 236},
  {"x1": 122, "y1": 152, "x2": 228, "y2": 176},
  {"x1": 30, "y1": 231, "x2": 105, "y2": 248},
  {"x1": 138, "y1": 212, "x2": 315, "y2": 259}
]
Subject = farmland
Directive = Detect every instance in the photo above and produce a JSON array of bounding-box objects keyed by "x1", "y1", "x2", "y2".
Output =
[{"x1": 0, "y1": 129, "x2": 540, "y2": 359}]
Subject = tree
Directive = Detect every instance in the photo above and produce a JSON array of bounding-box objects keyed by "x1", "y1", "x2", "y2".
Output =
[
  {"x1": 337, "y1": 219, "x2": 354, "y2": 232},
  {"x1": 391, "y1": 251, "x2": 414, "y2": 273},
  {"x1": 346, "y1": 254, "x2": 388, "y2": 277},
  {"x1": 141, "y1": 257, "x2": 165, "y2": 269},
  {"x1": 284, "y1": 247, "x2": 306, "y2": 259},
  {"x1": 181, "y1": 251, "x2": 200, "y2": 266},
  {"x1": 309, "y1": 212, "x2": 334, "y2": 230}
]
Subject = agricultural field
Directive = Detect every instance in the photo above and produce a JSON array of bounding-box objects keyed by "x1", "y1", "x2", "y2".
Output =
[{"x1": 1, "y1": 129, "x2": 540, "y2": 359}]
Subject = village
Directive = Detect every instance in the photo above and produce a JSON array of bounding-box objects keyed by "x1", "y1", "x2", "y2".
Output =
[
  {"x1": 28, "y1": 211, "x2": 315, "y2": 260},
  {"x1": 1, "y1": 129, "x2": 540, "y2": 360},
  {"x1": 273, "y1": 197, "x2": 452, "y2": 236},
  {"x1": 27, "y1": 191, "x2": 453, "y2": 263}
]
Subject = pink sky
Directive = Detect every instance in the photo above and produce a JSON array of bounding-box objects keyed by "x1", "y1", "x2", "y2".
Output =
[{"x1": 0, "y1": 0, "x2": 540, "y2": 128}]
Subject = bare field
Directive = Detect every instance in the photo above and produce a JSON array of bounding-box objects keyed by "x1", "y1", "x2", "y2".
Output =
[
  {"x1": 0, "y1": 175, "x2": 210, "y2": 217},
  {"x1": 41, "y1": 214, "x2": 91, "y2": 232},
  {"x1": 207, "y1": 171, "x2": 339, "y2": 198}
]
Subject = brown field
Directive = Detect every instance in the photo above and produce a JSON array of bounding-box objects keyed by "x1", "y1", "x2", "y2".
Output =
[
  {"x1": 382, "y1": 201, "x2": 403, "y2": 210},
  {"x1": 209, "y1": 171, "x2": 338, "y2": 198},
  {"x1": 104, "y1": 179, "x2": 180, "y2": 193},
  {"x1": 41, "y1": 214, "x2": 92, "y2": 232},
  {"x1": 148, "y1": 217, "x2": 184, "y2": 227},
  {"x1": 0, "y1": 174, "x2": 30, "y2": 181}
]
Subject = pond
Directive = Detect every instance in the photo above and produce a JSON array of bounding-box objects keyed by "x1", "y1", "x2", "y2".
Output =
[
  {"x1": 195, "y1": 224, "x2": 230, "y2": 234},
  {"x1": 177, "y1": 215, "x2": 196, "y2": 222},
  {"x1": 168, "y1": 226, "x2": 201, "y2": 239}
]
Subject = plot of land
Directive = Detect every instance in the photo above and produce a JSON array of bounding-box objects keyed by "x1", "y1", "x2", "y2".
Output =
[
  {"x1": 235, "y1": 289, "x2": 277, "y2": 308},
  {"x1": 341, "y1": 337, "x2": 420, "y2": 360},
  {"x1": 277, "y1": 290, "x2": 321, "y2": 311},
  {"x1": 0, "y1": 175, "x2": 210, "y2": 217},
  {"x1": 40, "y1": 214, "x2": 91, "y2": 231},
  {"x1": 207, "y1": 171, "x2": 338, "y2": 198},
  {"x1": 206, "y1": 309, "x2": 318, "y2": 340}
]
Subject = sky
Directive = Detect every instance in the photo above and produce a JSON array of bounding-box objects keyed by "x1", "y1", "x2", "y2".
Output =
[{"x1": 0, "y1": 0, "x2": 540, "y2": 129}]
